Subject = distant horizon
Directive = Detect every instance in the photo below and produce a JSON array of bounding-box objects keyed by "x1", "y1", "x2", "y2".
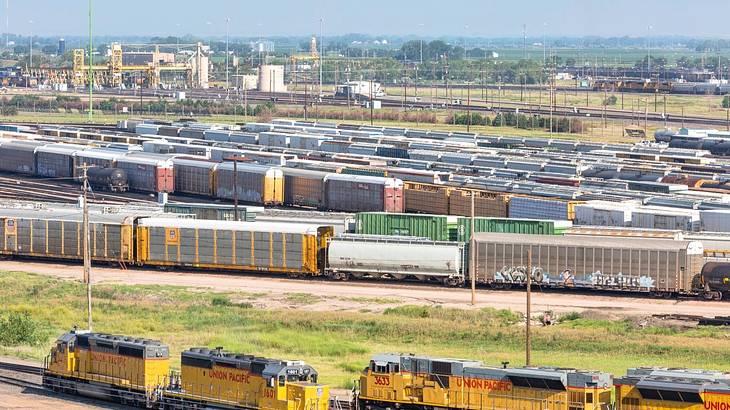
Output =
[{"x1": 3, "y1": 0, "x2": 730, "y2": 38}]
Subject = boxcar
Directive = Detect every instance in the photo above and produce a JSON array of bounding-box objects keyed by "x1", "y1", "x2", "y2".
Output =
[
  {"x1": 403, "y1": 182, "x2": 451, "y2": 215},
  {"x1": 282, "y1": 168, "x2": 329, "y2": 209},
  {"x1": 448, "y1": 188, "x2": 510, "y2": 218},
  {"x1": 135, "y1": 218, "x2": 333, "y2": 276},
  {"x1": 215, "y1": 162, "x2": 284, "y2": 205},
  {"x1": 0, "y1": 210, "x2": 136, "y2": 263},
  {"x1": 324, "y1": 174, "x2": 404, "y2": 213},
  {"x1": 472, "y1": 233, "x2": 704, "y2": 294},
  {"x1": 172, "y1": 158, "x2": 218, "y2": 197},
  {"x1": 115, "y1": 152, "x2": 174, "y2": 193},
  {"x1": 0, "y1": 139, "x2": 46, "y2": 174},
  {"x1": 35, "y1": 143, "x2": 88, "y2": 178}
]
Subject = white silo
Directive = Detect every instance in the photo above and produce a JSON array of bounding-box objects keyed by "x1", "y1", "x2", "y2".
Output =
[{"x1": 258, "y1": 65, "x2": 287, "y2": 92}]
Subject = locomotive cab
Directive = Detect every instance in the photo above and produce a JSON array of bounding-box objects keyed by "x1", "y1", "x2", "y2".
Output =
[{"x1": 45, "y1": 329, "x2": 84, "y2": 376}]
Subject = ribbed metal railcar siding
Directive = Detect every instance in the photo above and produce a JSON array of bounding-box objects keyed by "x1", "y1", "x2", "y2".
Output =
[
  {"x1": 115, "y1": 160, "x2": 162, "y2": 193},
  {"x1": 174, "y1": 161, "x2": 217, "y2": 196},
  {"x1": 448, "y1": 189, "x2": 510, "y2": 218},
  {"x1": 473, "y1": 234, "x2": 701, "y2": 293},
  {"x1": 283, "y1": 170, "x2": 327, "y2": 209},
  {"x1": 325, "y1": 178, "x2": 385, "y2": 212},
  {"x1": 216, "y1": 166, "x2": 267, "y2": 203},
  {"x1": 0, "y1": 143, "x2": 39, "y2": 174},
  {"x1": 0, "y1": 217, "x2": 133, "y2": 262},
  {"x1": 36, "y1": 151, "x2": 74, "y2": 178},
  {"x1": 404, "y1": 182, "x2": 450, "y2": 215},
  {"x1": 141, "y1": 226, "x2": 310, "y2": 274}
]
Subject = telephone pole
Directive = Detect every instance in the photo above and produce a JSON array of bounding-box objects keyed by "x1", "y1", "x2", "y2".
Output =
[
  {"x1": 470, "y1": 190, "x2": 476, "y2": 305},
  {"x1": 88, "y1": 0, "x2": 93, "y2": 122},
  {"x1": 79, "y1": 164, "x2": 93, "y2": 331},
  {"x1": 525, "y1": 248, "x2": 532, "y2": 366}
]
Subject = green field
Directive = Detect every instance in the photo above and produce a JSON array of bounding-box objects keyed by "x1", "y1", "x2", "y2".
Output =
[
  {"x1": 0, "y1": 110, "x2": 639, "y2": 143},
  {"x1": 1, "y1": 270, "x2": 729, "y2": 388}
]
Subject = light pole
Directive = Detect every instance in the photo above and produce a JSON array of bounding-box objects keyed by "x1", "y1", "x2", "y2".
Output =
[
  {"x1": 542, "y1": 22, "x2": 547, "y2": 67},
  {"x1": 647, "y1": 25, "x2": 653, "y2": 78},
  {"x1": 225, "y1": 17, "x2": 230, "y2": 90},
  {"x1": 28, "y1": 20, "x2": 33, "y2": 70},
  {"x1": 88, "y1": 0, "x2": 93, "y2": 122},
  {"x1": 418, "y1": 23, "x2": 425, "y2": 64},
  {"x1": 319, "y1": 17, "x2": 324, "y2": 97}
]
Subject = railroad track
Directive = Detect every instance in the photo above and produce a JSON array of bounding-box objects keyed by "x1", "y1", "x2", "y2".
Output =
[
  {"x1": 0, "y1": 175, "x2": 157, "y2": 205},
  {"x1": 0, "y1": 361, "x2": 44, "y2": 389}
]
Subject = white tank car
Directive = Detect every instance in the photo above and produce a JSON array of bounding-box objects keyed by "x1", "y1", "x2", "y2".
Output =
[{"x1": 326, "y1": 234, "x2": 465, "y2": 286}]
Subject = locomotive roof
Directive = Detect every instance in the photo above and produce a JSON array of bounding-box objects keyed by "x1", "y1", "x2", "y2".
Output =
[
  {"x1": 473, "y1": 232, "x2": 703, "y2": 252},
  {"x1": 617, "y1": 368, "x2": 730, "y2": 395},
  {"x1": 182, "y1": 347, "x2": 315, "y2": 377},
  {"x1": 57, "y1": 329, "x2": 169, "y2": 358},
  {"x1": 371, "y1": 354, "x2": 612, "y2": 389}
]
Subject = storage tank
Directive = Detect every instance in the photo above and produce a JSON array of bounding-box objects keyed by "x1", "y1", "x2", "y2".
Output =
[{"x1": 258, "y1": 65, "x2": 287, "y2": 93}]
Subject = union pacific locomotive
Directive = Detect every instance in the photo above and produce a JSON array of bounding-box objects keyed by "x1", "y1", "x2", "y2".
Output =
[
  {"x1": 43, "y1": 329, "x2": 330, "y2": 410},
  {"x1": 41, "y1": 330, "x2": 730, "y2": 410}
]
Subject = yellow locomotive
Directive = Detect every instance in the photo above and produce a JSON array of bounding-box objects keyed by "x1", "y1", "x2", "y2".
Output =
[
  {"x1": 42, "y1": 329, "x2": 330, "y2": 410},
  {"x1": 162, "y1": 347, "x2": 329, "y2": 410},
  {"x1": 357, "y1": 354, "x2": 613, "y2": 410},
  {"x1": 615, "y1": 367, "x2": 730, "y2": 410},
  {"x1": 43, "y1": 329, "x2": 170, "y2": 406}
]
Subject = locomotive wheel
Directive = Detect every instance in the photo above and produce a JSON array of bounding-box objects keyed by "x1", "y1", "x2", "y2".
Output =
[{"x1": 443, "y1": 277, "x2": 463, "y2": 287}]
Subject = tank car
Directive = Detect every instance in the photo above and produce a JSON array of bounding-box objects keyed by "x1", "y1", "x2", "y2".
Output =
[
  {"x1": 699, "y1": 262, "x2": 730, "y2": 300},
  {"x1": 86, "y1": 167, "x2": 129, "y2": 192}
]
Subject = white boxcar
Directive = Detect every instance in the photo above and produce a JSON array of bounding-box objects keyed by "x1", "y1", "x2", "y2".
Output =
[{"x1": 326, "y1": 234, "x2": 464, "y2": 286}]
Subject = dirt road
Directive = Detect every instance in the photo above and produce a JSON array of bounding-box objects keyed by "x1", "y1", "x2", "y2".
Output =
[{"x1": 3, "y1": 260, "x2": 730, "y2": 317}]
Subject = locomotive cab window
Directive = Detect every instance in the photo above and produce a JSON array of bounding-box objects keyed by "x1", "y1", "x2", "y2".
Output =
[
  {"x1": 279, "y1": 375, "x2": 286, "y2": 386},
  {"x1": 372, "y1": 361, "x2": 389, "y2": 373},
  {"x1": 389, "y1": 363, "x2": 399, "y2": 373},
  {"x1": 586, "y1": 392, "x2": 593, "y2": 403}
]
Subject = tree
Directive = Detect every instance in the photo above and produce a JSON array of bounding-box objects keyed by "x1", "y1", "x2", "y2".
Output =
[
  {"x1": 603, "y1": 95, "x2": 618, "y2": 106},
  {"x1": 722, "y1": 95, "x2": 730, "y2": 109}
]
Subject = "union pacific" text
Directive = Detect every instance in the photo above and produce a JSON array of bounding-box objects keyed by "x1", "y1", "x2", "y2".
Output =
[{"x1": 455, "y1": 378, "x2": 511, "y2": 392}]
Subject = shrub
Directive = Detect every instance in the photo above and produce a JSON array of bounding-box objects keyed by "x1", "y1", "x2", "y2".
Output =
[
  {"x1": 722, "y1": 95, "x2": 730, "y2": 109},
  {"x1": 0, "y1": 312, "x2": 47, "y2": 346}
]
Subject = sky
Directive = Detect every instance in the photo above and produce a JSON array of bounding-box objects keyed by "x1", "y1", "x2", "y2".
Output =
[{"x1": 6, "y1": 0, "x2": 730, "y2": 38}]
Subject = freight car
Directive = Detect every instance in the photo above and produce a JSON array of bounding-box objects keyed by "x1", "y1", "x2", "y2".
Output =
[
  {"x1": 326, "y1": 235, "x2": 465, "y2": 285},
  {"x1": 698, "y1": 262, "x2": 730, "y2": 300},
  {"x1": 323, "y1": 174, "x2": 404, "y2": 213},
  {"x1": 87, "y1": 167, "x2": 129, "y2": 192},
  {"x1": 135, "y1": 218, "x2": 333, "y2": 277},
  {"x1": 472, "y1": 233, "x2": 704, "y2": 296},
  {"x1": 216, "y1": 162, "x2": 284, "y2": 205},
  {"x1": 0, "y1": 209, "x2": 137, "y2": 264},
  {"x1": 358, "y1": 354, "x2": 613, "y2": 410}
]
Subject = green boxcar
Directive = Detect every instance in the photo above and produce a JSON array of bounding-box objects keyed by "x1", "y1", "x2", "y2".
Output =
[
  {"x1": 356, "y1": 212, "x2": 572, "y2": 242},
  {"x1": 456, "y1": 217, "x2": 573, "y2": 243},
  {"x1": 355, "y1": 212, "x2": 455, "y2": 241}
]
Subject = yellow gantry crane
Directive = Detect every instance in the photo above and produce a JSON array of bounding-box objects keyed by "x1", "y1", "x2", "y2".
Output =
[{"x1": 72, "y1": 43, "x2": 203, "y2": 88}]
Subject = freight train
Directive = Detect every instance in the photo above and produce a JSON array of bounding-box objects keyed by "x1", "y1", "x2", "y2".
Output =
[
  {"x1": 41, "y1": 329, "x2": 730, "y2": 410},
  {"x1": 1, "y1": 206, "x2": 729, "y2": 298}
]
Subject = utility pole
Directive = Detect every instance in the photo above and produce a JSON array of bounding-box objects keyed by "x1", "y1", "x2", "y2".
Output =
[
  {"x1": 470, "y1": 189, "x2": 476, "y2": 306},
  {"x1": 225, "y1": 17, "x2": 230, "y2": 91},
  {"x1": 319, "y1": 18, "x2": 324, "y2": 98},
  {"x1": 79, "y1": 164, "x2": 93, "y2": 331},
  {"x1": 466, "y1": 81, "x2": 471, "y2": 132},
  {"x1": 369, "y1": 77, "x2": 374, "y2": 126},
  {"x1": 88, "y1": 0, "x2": 93, "y2": 122},
  {"x1": 525, "y1": 248, "x2": 532, "y2": 366},
  {"x1": 233, "y1": 158, "x2": 239, "y2": 221}
]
